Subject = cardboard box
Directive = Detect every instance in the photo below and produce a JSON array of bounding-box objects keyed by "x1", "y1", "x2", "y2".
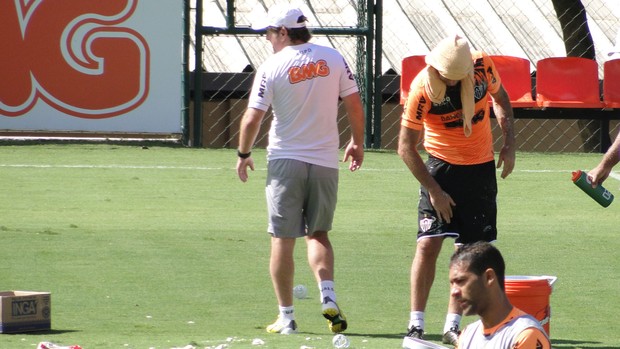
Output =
[{"x1": 0, "y1": 291, "x2": 51, "y2": 333}]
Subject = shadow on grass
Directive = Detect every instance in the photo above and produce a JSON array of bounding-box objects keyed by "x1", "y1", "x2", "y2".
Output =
[
  {"x1": 4, "y1": 329, "x2": 81, "y2": 336},
  {"x1": 552, "y1": 338, "x2": 617, "y2": 349},
  {"x1": 344, "y1": 332, "x2": 405, "y2": 339},
  {"x1": 293, "y1": 330, "x2": 405, "y2": 340}
]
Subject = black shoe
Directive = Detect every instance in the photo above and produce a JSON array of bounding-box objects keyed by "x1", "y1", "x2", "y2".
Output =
[
  {"x1": 442, "y1": 326, "x2": 461, "y2": 345},
  {"x1": 406, "y1": 326, "x2": 424, "y2": 339}
]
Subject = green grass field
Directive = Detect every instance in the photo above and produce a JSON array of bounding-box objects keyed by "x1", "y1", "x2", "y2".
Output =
[{"x1": 0, "y1": 143, "x2": 618, "y2": 349}]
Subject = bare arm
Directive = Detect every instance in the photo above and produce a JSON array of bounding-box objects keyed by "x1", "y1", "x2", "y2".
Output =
[
  {"x1": 587, "y1": 131, "x2": 620, "y2": 187},
  {"x1": 490, "y1": 85, "x2": 516, "y2": 179},
  {"x1": 236, "y1": 107, "x2": 266, "y2": 182},
  {"x1": 397, "y1": 125, "x2": 455, "y2": 223},
  {"x1": 341, "y1": 92, "x2": 365, "y2": 171}
]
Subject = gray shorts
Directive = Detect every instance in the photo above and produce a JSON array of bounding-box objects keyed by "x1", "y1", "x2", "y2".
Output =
[{"x1": 266, "y1": 159, "x2": 339, "y2": 238}]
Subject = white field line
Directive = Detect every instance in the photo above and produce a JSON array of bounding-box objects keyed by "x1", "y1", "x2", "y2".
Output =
[
  {"x1": 0, "y1": 164, "x2": 227, "y2": 170},
  {"x1": 1, "y1": 163, "x2": 619, "y2": 181}
]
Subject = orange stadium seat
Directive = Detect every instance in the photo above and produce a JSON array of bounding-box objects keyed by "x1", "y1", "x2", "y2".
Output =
[
  {"x1": 536, "y1": 57, "x2": 604, "y2": 108},
  {"x1": 488, "y1": 55, "x2": 537, "y2": 108},
  {"x1": 603, "y1": 59, "x2": 620, "y2": 108},
  {"x1": 400, "y1": 55, "x2": 427, "y2": 105}
]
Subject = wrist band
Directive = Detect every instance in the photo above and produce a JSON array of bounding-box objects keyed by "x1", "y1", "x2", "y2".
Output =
[{"x1": 237, "y1": 150, "x2": 251, "y2": 159}]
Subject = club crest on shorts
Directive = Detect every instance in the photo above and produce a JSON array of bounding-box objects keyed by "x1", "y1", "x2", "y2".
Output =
[{"x1": 419, "y1": 216, "x2": 436, "y2": 232}]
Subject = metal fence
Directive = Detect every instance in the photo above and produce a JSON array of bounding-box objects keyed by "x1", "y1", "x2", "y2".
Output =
[{"x1": 191, "y1": 0, "x2": 620, "y2": 152}]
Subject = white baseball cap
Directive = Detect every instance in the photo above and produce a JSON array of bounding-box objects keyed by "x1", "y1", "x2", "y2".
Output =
[{"x1": 251, "y1": 5, "x2": 308, "y2": 30}]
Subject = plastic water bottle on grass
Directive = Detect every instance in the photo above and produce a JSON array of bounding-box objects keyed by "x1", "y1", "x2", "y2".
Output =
[{"x1": 332, "y1": 334, "x2": 350, "y2": 348}]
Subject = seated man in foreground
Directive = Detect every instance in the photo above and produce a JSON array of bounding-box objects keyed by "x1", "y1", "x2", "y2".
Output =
[{"x1": 449, "y1": 242, "x2": 551, "y2": 349}]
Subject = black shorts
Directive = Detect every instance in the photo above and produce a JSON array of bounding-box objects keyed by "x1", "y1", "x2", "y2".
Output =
[{"x1": 417, "y1": 156, "x2": 498, "y2": 244}]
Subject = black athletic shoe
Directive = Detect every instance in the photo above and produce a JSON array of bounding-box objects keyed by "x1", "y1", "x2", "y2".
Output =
[
  {"x1": 406, "y1": 326, "x2": 424, "y2": 339},
  {"x1": 442, "y1": 326, "x2": 461, "y2": 345}
]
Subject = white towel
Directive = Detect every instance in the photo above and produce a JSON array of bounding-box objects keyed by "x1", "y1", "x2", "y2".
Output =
[{"x1": 424, "y1": 35, "x2": 475, "y2": 137}]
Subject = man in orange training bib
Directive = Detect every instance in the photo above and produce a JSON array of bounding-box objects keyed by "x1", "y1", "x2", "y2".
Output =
[{"x1": 398, "y1": 34, "x2": 516, "y2": 345}]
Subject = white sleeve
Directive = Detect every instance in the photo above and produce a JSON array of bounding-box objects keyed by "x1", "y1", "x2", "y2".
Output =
[
  {"x1": 248, "y1": 65, "x2": 272, "y2": 111},
  {"x1": 339, "y1": 57, "x2": 359, "y2": 98}
]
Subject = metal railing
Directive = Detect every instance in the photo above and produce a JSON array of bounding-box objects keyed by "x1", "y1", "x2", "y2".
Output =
[
  {"x1": 190, "y1": 0, "x2": 380, "y2": 148},
  {"x1": 188, "y1": 0, "x2": 620, "y2": 153}
]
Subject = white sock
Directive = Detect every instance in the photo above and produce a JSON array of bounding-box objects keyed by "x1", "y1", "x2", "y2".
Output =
[
  {"x1": 409, "y1": 311, "x2": 425, "y2": 330},
  {"x1": 443, "y1": 313, "x2": 462, "y2": 333},
  {"x1": 279, "y1": 305, "x2": 295, "y2": 321},
  {"x1": 319, "y1": 280, "x2": 336, "y2": 303}
]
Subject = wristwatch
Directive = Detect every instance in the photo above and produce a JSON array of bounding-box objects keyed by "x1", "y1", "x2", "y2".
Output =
[{"x1": 237, "y1": 149, "x2": 251, "y2": 159}]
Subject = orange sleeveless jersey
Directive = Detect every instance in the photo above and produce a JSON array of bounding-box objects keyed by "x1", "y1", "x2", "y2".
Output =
[{"x1": 401, "y1": 52, "x2": 501, "y2": 165}]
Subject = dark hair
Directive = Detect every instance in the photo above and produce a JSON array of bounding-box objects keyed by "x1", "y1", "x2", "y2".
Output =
[
  {"x1": 450, "y1": 241, "x2": 506, "y2": 291},
  {"x1": 287, "y1": 27, "x2": 312, "y2": 43}
]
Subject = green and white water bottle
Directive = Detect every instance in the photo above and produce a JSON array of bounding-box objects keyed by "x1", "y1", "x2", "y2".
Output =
[{"x1": 572, "y1": 170, "x2": 614, "y2": 207}]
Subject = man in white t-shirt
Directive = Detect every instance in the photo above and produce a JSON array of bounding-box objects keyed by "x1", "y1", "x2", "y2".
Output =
[{"x1": 236, "y1": 4, "x2": 364, "y2": 335}]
